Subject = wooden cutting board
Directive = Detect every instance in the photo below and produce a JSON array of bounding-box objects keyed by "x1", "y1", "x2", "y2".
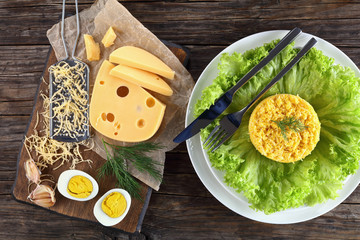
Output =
[{"x1": 12, "y1": 42, "x2": 189, "y2": 233}]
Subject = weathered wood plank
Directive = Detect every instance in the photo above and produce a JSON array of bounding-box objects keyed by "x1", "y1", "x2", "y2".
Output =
[
  {"x1": 0, "y1": 101, "x2": 34, "y2": 116},
  {"x1": 3, "y1": 190, "x2": 360, "y2": 240},
  {"x1": 0, "y1": 83, "x2": 40, "y2": 101},
  {"x1": 0, "y1": 44, "x2": 358, "y2": 83},
  {"x1": 0, "y1": 116, "x2": 29, "y2": 142},
  {"x1": 1, "y1": 0, "x2": 360, "y2": 239},
  {"x1": 142, "y1": 194, "x2": 360, "y2": 240},
  {"x1": 165, "y1": 152, "x2": 194, "y2": 173},
  {"x1": 1, "y1": 44, "x2": 359, "y2": 104},
  {"x1": 0, "y1": 195, "x2": 144, "y2": 240},
  {"x1": 0, "y1": 46, "x2": 48, "y2": 78},
  {"x1": 144, "y1": 19, "x2": 360, "y2": 47},
  {"x1": 159, "y1": 173, "x2": 213, "y2": 198},
  {"x1": 0, "y1": 146, "x2": 20, "y2": 171},
  {"x1": 0, "y1": 2, "x2": 360, "y2": 46}
]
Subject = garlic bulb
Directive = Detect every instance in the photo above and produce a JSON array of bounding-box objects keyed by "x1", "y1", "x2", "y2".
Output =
[
  {"x1": 24, "y1": 159, "x2": 41, "y2": 184},
  {"x1": 28, "y1": 184, "x2": 56, "y2": 208}
]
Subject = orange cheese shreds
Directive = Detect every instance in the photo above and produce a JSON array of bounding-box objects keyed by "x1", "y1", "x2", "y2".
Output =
[{"x1": 249, "y1": 94, "x2": 320, "y2": 163}]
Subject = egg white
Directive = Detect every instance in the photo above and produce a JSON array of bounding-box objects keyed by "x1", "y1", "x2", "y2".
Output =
[
  {"x1": 93, "y1": 188, "x2": 131, "y2": 226},
  {"x1": 57, "y1": 169, "x2": 99, "y2": 201}
]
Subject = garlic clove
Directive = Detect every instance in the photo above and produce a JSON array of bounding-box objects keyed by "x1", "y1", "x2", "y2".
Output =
[
  {"x1": 24, "y1": 159, "x2": 41, "y2": 184},
  {"x1": 28, "y1": 184, "x2": 56, "y2": 208}
]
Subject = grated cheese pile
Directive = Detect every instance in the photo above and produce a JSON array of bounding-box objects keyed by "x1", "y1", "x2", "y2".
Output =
[
  {"x1": 249, "y1": 94, "x2": 320, "y2": 163},
  {"x1": 24, "y1": 85, "x2": 92, "y2": 171},
  {"x1": 48, "y1": 61, "x2": 88, "y2": 139}
]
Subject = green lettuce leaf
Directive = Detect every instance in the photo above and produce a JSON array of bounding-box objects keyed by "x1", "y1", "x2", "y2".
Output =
[{"x1": 194, "y1": 40, "x2": 360, "y2": 214}]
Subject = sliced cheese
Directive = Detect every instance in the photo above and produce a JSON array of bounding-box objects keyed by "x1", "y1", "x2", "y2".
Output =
[
  {"x1": 110, "y1": 64, "x2": 173, "y2": 96},
  {"x1": 109, "y1": 46, "x2": 175, "y2": 80},
  {"x1": 101, "y1": 27, "x2": 116, "y2": 48},
  {"x1": 89, "y1": 60, "x2": 166, "y2": 142},
  {"x1": 84, "y1": 34, "x2": 100, "y2": 61}
]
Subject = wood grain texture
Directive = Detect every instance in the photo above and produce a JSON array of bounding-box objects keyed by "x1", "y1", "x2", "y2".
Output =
[
  {"x1": 11, "y1": 43, "x2": 188, "y2": 234},
  {"x1": 2, "y1": 0, "x2": 360, "y2": 239},
  {"x1": 0, "y1": 2, "x2": 359, "y2": 48},
  {"x1": 11, "y1": 49, "x2": 150, "y2": 233}
]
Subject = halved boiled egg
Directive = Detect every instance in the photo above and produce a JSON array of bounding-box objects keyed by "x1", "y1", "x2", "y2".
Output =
[
  {"x1": 57, "y1": 170, "x2": 99, "y2": 201},
  {"x1": 93, "y1": 188, "x2": 131, "y2": 226}
]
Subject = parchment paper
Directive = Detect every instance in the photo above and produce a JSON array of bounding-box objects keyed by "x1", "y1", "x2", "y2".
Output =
[{"x1": 47, "y1": 0, "x2": 194, "y2": 190}]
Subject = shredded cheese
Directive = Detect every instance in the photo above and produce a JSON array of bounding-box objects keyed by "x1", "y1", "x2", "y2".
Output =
[
  {"x1": 249, "y1": 94, "x2": 321, "y2": 163},
  {"x1": 48, "y1": 61, "x2": 88, "y2": 139},
  {"x1": 24, "y1": 80, "x2": 92, "y2": 171}
]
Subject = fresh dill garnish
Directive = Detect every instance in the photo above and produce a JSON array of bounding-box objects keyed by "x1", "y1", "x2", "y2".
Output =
[
  {"x1": 272, "y1": 117, "x2": 308, "y2": 141},
  {"x1": 97, "y1": 140, "x2": 163, "y2": 200}
]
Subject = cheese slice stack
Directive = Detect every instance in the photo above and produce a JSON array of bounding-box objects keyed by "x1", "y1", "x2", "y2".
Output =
[
  {"x1": 109, "y1": 46, "x2": 175, "y2": 80},
  {"x1": 110, "y1": 64, "x2": 173, "y2": 96},
  {"x1": 89, "y1": 60, "x2": 166, "y2": 142}
]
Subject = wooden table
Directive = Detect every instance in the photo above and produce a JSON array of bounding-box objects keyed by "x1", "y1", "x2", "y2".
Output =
[{"x1": 1, "y1": 0, "x2": 360, "y2": 239}]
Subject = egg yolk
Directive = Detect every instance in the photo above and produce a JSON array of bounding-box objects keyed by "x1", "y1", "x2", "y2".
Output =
[
  {"x1": 249, "y1": 94, "x2": 321, "y2": 163},
  {"x1": 101, "y1": 192, "x2": 127, "y2": 218},
  {"x1": 67, "y1": 175, "x2": 93, "y2": 198}
]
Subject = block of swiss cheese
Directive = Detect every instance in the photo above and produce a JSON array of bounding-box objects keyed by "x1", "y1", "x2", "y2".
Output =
[{"x1": 89, "y1": 60, "x2": 166, "y2": 142}]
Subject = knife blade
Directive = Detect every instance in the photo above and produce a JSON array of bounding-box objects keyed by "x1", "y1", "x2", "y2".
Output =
[{"x1": 173, "y1": 27, "x2": 302, "y2": 143}]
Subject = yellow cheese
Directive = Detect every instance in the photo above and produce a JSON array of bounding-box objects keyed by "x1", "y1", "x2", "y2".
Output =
[
  {"x1": 84, "y1": 34, "x2": 100, "y2": 61},
  {"x1": 110, "y1": 64, "x2": 173, "y2": 96},
  {"x1": 249, "y1": 94, "x2": 320, "y2": 163},
  {"x1": 101, "y1": 27, "x2": 116, "y2": 48},
  {"x1": 89, "y1": 60, "x2": 166, "y2": 142},
  {"x1": 109, "y1": 46, "x2": 175, "y2": 80}
]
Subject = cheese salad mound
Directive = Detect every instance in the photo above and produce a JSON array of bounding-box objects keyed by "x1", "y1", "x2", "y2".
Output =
[{"x1": 249, "y1": 94, "x2": 320, "y2": 163}]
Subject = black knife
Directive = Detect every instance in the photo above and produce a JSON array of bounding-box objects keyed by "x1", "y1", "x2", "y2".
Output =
[{"x1": 173, "y1": 27, "x2": 302, "y2": 143}]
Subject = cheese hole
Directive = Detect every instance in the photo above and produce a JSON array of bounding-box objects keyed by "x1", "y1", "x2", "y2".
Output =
[
  {"x1": 137, "y1": 119, "x2": 145, "y2": 128},
  {"x1": 146, "y1": 97, "x2": 155, "y2": 108},
  {"x1": 114, "y1": 122, "x2": 121, "y2": 130},
  {"x1": 107, "y1": 113, "x2": 115, "y2": 122},
  {"x1": 117, "y1": 86, "x2": 129, "y2": 97},
  {"x1": 100, "y1": 80, "x2": 105, "y2": 85},
  {"x1": 101, "y1": 113, "x2": 107, "y2": 121}
]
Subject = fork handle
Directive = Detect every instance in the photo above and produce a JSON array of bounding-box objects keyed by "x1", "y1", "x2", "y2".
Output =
[
  {"x1": 227, "y1": 27, "x2": 302, "y2": 96},
  {"x1": 235, "y1": 37, "x2": 317, "y2": 118}
]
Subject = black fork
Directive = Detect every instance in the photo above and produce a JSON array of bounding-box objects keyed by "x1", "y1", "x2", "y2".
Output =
[{"x1": 204, "y1": 37, "x2": 318, "y2": 152}]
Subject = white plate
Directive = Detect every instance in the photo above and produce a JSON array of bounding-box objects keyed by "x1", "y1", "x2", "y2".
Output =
[{"x1": 186, "y1": 30, "x2": 360, "y2": 224}]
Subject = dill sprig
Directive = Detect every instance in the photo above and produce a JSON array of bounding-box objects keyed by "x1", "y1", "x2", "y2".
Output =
[
  {"x1": 97, "y1": 140, "x2": 163, "y2": 200},
  {"x1": 272, "y1": 116, "x2": 308, "y2": 141}
]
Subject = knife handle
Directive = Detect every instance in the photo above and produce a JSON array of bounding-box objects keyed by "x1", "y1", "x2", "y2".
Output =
[
  {"x1": 227, "y1": 27, "x2": 302, "y2": 96},
  {"x1": 241, "y1": 37, "x2": 317, "y2": 114},
  {"x1": 173, "y1": 28, "x2": 302, "y2": 143}
]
